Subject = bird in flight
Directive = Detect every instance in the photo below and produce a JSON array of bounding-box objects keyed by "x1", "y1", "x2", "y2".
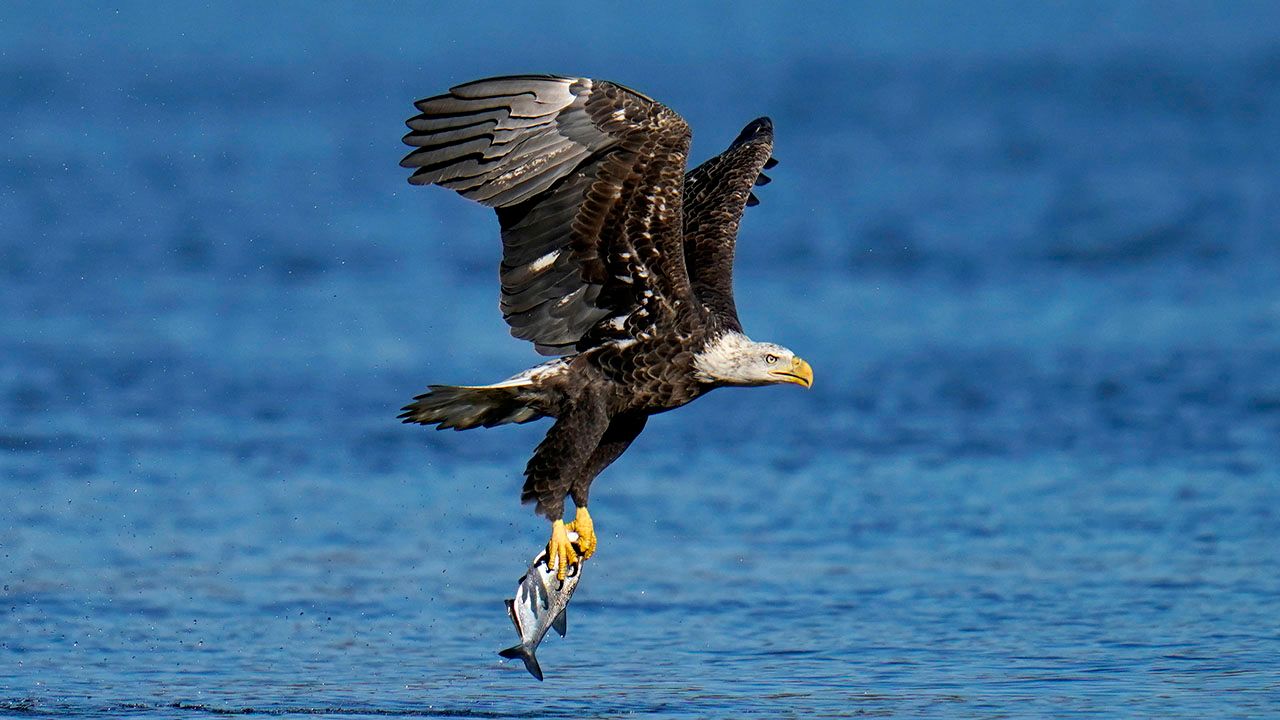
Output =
[{"x1": 399, "y1": 75, "x2": 813, "y2": 578}]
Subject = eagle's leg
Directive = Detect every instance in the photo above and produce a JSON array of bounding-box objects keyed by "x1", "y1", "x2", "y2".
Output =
[
  {"x1": 522, "y1": 390, "x2": 610, "y2": 580},
  {"x1": 564, "y1": 506, "x2": 596, "y2": 559},
  {"x1": 546, "y1": 518, "x2": 578, "y2": 578},
  {"x1": 566, "y1": 413, "x2": 649, "y2": 561}
]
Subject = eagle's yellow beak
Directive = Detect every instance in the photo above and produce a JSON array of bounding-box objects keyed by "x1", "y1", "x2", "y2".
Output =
[{"x1": 770, "y1": 356, "x2": 813, "y2": 389}]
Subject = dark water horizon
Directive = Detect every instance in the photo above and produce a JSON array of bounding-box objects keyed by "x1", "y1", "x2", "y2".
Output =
[{"x1": 3, "y1": 3, "x2": 1279, "y2": 718}]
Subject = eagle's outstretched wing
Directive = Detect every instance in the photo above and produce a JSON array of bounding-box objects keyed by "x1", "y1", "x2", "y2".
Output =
[
  {"x1": 402, "y1": 75, "x2": 697, "y2": 355},
  {"x1": 681, "y1": 117, "x2": 776, "y2": 333}
]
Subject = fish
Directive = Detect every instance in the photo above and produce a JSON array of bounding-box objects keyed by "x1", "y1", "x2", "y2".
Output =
[{"x1": 499, "y1": 532, "x2": 584, "y2": 681}]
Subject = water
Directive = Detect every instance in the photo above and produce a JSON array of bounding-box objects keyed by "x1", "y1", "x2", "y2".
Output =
[{"x1": 3, "y1": 3, "x2": 1280, "y2": 717}]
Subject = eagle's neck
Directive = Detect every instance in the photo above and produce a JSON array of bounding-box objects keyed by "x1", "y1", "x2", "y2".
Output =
[{"x1": 692, "y1": 331, "x2": 758, "y2": 385}]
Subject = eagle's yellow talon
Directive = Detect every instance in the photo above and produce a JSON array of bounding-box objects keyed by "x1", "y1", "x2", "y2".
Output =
[
  {"x1": 565, "y1": 506, "x2": 597, "y2": 559},
  {"x1": 546, "y1": 519, "x2": 579, "y2": 581}
]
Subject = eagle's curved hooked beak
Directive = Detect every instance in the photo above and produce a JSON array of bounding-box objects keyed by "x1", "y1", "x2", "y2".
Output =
[{"x1": 770, "y1": 356, "x2": 814, "y2": 389}]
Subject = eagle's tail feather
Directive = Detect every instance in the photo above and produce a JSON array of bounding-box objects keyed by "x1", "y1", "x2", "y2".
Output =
[{"x1": 399, "y1": 384, "x2": 544, "y2": 430}]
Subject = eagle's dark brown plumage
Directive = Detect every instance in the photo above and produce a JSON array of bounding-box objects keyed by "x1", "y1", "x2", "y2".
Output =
[{"x1": 397, "y1": 75, "x2": 812, "y2": 575}]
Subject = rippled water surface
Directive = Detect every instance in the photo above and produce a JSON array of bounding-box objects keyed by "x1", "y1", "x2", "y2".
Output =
[{"x1": 3, "y1": 3, "x2": 1280, "y2": 717}]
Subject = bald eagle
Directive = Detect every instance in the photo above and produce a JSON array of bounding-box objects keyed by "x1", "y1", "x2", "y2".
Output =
[{"x1": 398, "y1": 76, "x2": 813, "y2": 577}]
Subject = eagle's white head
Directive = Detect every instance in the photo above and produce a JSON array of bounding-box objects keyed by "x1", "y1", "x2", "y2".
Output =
[{"x1": 692, "y1": 331, "x2": 814, "y2": 388}]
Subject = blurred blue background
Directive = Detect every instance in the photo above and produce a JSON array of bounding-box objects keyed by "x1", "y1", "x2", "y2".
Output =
[{"x1": 3, "y1": 2, "x2": 1279, "y2": 717}]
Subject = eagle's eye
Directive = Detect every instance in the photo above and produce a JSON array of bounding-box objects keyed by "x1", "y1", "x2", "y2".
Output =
[{"x1": 765, "y1": 354, "x2": 778, "y2": 365}]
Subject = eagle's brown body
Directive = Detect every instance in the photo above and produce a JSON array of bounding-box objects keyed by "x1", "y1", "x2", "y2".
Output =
[{"x1": 397, "y1": 76, "x2": 810, "y2": 572}]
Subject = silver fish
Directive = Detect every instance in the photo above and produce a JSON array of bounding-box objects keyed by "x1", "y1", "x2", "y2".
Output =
[{"x1": 499, "y1": 533, "x2": 583, "y2": 681}]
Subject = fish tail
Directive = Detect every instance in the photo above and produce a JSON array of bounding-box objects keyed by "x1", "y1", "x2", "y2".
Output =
[
  {"x1": 499, "y1": 644, "x2": 544, "y2": 681},
  {"x1": 399, "y1": 384, "x2": 543, "y2": 430}
]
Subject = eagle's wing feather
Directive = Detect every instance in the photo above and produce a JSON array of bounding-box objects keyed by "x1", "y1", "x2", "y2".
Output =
[
  {"x1": 681, "y1": 117, "x2": 775, "y2": 333},
  {"x1": 402, "y1": 75, "x2": 698, "y2": 355}
]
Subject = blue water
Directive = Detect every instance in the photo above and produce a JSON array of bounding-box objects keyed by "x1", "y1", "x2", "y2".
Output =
[{"x1": 3, "y1": 3, "x2": 1280, "y2": 717}]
